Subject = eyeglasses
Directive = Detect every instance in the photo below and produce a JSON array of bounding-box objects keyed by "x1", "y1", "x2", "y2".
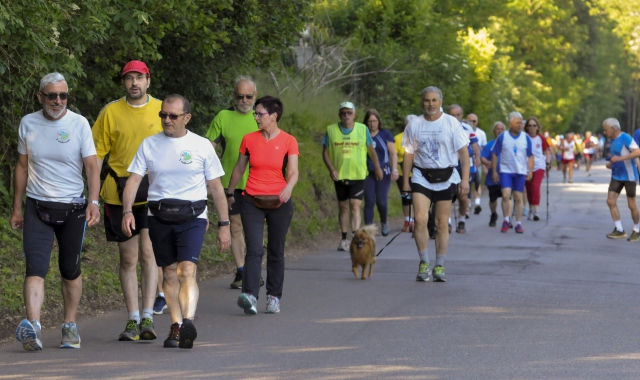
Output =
[
  {"x1": 339, "y1": 111, "x2": 354, "y2": 117},
  {"x1": 527, "y1": 124, "x2": 539, "y2": 128},
  {"x1": 468, "y1": 120, "x2": 478, "y2": 123},
  {"x1": 159, "y1": 112, "x2": 186, "y2": 120},
  {"x1": 123, "y1": 74, "x2": 147, "y2": 82},
  {"x1": 236, "y1": 94, "x2": 255, "y2": 100},
  {"x1": 41, "y1": 92, "x2": 69, "y2": 101},
  {"x1": 254, "y1": 111, "x2": 270, "y2": 118}
]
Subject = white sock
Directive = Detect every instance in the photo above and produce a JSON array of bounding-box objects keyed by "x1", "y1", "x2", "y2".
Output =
[
  {"x1": 516, "y1": 221, "x2": 522, "y2": 226},
  {"x1": 448, "y1": 218, "x2": 451, "y2": 224},
  {"x1": 475, "y1": 198, "x2": 481, "y2": 205},
  {"x1": 615, "y1": 220, "x2": 623, "y2": 232},
  {"x1": 419, "y1": 250, "x2": 429, "y2": 263},
  {"x1": 159, "y1": 292, "x2": 165, "y2": 298},
  {"x1": 634, "y1": 224, "x2": 639, "y2": 233},
  {"x1": 128, "y1": 310, "x2": 140, "y2": 324},
  {"x1": 409, "y1": 218, "x2": 414, "y2": 222},
  {"x1": 142, "y1": 308, "x2": 154, "y2": 320},
  {"x1": 504, "y1": 216, "x2": 510, "y2": 223},
  {"x1": 405, "y1": 216, "x2": 410, "y2": 222}
]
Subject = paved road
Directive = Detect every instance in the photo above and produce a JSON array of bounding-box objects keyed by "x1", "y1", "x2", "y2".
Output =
[{"x1": 2, "y1": 163, "x2": 640, "y2": 379}]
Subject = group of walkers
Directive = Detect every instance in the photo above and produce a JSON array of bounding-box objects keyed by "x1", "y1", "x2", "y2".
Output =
[
  {"x1": 11, "y1": 60, "x2": 640, "y2": 352},
  {"x1": 12, "y1": 62, "x2": 298, "y2": 351}
]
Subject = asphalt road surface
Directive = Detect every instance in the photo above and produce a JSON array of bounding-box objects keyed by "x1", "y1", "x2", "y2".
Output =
[{"x1": 2, "y1": 162, "x2": 640, "y2": 379}]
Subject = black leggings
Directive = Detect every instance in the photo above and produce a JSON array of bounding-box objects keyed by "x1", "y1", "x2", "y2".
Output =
[
  {"x1": 24, "y1": 197, "x2": 86, "y2": 280},
  {"x1": 240, "y1": 195, "x2": 293, "y2": 300}
]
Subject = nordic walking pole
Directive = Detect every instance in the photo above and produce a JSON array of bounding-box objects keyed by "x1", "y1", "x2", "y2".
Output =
[{"x1": 546, "y1": 164, "x2": 550, "y2": 220}]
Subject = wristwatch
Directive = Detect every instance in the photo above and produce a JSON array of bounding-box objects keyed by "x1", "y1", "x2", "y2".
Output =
[
  {"x1": 90, "y1": 200, "x2": 100, "y2": 207},
  {"x1": 218, "y1": 220, "x2": 231, "y2": 227},
  {"x1": 225, "y1": 191, "x2": 234, "y2": 198}
]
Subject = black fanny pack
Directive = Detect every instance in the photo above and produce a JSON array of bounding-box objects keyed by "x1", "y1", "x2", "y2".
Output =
[
  {"x1": 34, "y1": 198, "x2": 86, "y2": 226},
  {"x1": 108, "y1": 167, "x2": 149, "y2": 203},
  {"x1": 147, "y1": 198, "x2": 207, "y2": 224},
  {"x1": 414, "y1": 165, "x2": 454, "y2": 184}
]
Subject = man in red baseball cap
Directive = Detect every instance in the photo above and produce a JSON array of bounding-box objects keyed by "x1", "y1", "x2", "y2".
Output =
[{"x1": 92, "y1": 60, "x2": 164, "y2": 343}]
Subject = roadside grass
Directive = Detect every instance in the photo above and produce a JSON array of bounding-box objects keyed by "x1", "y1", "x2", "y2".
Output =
[{"x1": 0, "y1": 78, "x2": 402, "y2": 341}]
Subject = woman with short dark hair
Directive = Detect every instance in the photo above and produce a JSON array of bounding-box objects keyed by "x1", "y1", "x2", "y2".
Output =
[{"x1": 226, "y1": 96, "x2": 299, "y2": 314}]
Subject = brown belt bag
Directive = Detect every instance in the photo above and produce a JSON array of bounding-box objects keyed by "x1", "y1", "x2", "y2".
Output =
[{"x1": 247, "y1": 194, "x2": 282, "y2": 209}]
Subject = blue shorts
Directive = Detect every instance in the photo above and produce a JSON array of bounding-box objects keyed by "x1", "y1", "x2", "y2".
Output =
[
  {"x1": 148, "y1": 217, "x2": 207, "y2": 267},
  {"x1": 500, "y1": 173, "x2": 526, "y2": 192}
]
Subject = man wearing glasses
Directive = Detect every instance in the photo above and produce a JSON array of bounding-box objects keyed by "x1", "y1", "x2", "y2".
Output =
[
  {"x1": 12, "y1": 72, "x2": 101, "y2": 350},
  {"x1": 322, "y1": 102, "x2": 383, "y2": 252},
  {"x1": 92, "y1": 60, "x2": 163, "y2": 341},
  {"x1": 205, "y1": 76, "x2": 260, "y2": 289}
]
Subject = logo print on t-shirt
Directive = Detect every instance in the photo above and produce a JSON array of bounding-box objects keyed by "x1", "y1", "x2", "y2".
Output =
[
  {"x1": 57, "y1": 130, "x2": 70, "y2": 143},
  {"x1": 179, "y1": 150, "x2": 193, "y2": 164}
]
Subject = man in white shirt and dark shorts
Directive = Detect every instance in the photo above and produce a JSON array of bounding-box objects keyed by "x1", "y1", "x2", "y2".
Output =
[
  {"x1": 402, "y1": 86, "x2": 470, "y2": 283},
  {"x1": 122, "y1": 94, "x2": 231, "y2": 349}
]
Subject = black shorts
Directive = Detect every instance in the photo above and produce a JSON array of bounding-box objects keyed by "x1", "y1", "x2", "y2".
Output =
[
  {"x1": 148, "y1": 217, "x2": 208, "y2": 267},
  {"x1": 104, "y1": 203, "x2": 149, "y2": 242},
  {"x1": 488, "y1": 185, "x2": 503, "y2": 203},
  {"x1": 334, "y1": 180, "x2": 365, "y2": 202},
  {"x1": 609, "y1": 179, "x2": 637, "y2": 197},
  {"x1": 471, "y1": 171, "x2": 481, "y2": 190},
  {"x1": 411, "y1": 182, "x2": 457, "y2": 203},
  {"x1": 227, "y1": 188, "x2": 244, "y2": 216},
  {"x1": 396, "y1": 176, "x2": 412, "y2": 206},
  {"x1": 23, "y1": 197, "x2": 86, "y2": 280}
]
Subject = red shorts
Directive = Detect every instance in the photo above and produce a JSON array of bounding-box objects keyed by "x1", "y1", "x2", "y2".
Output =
[{"x1": 562, "y1": 158, "x2": 574, "y2": 165}]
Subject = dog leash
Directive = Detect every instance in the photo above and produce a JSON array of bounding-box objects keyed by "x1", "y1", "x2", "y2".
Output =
[{"x1": 376, "y1": 229, "x2": 405, "y2": 257}]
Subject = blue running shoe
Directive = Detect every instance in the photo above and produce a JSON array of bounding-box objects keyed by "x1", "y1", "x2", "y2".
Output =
[
  {"x1": 16, "y1": 319, "x2": 42, "y2": 351},
  {"x1": 153, "y1": 296, "x2": 167, "y2": 315},
  {"x1": 60, "y1": 322, "x2": 81, "y2": 348},
  {"x1": 237, "y1": 293, "x2": 257, "y2": 315}
]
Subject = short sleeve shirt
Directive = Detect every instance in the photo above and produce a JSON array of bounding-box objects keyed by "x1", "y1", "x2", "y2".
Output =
[
  {"x1": 18, "y1": 110, "x2": 96, "y2": 203},
  {"x1": 530, "y1": 134, "x2": 550, "y2": 171},
  {"x1": 240, "y1": 130, "x2": 300, "y2": 195},
  {"x1": 609, "y1": 132, "x2": 639, "y2": 182},
  {"x1": 128, "y1": 131, "x2": 224, "y2": 219},
  {"x1": 403, "y1": 113, "x2": 469, "y2": 191},
  {"x1": 367, "y1": 129, "x2": 395, "y2": 172}
]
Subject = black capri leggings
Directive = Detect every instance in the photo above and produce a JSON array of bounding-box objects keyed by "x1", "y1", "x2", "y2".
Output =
[{"x1": 23, "y1": 197, "x2": 86, "y2": 280}]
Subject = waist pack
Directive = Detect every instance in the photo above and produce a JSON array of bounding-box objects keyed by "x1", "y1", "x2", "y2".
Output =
[
  {"x1": 247, "y1": 194, "x2": 282, "y2": 210},
  {"x1": 414, "y1": 165, "x2": 454, "y2": 184},
  {"x1": 34, "y1": 198, "x2": 86, "y2": 226},
  {"x1": 148, "y1": 198, "x2": 207, "y2": 224},
  {"x1": 108, "y1": 167, "x2": 149, "y2": 204}
]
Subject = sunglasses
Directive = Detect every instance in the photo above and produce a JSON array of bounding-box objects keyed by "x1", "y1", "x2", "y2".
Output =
[
  {"x1": 236, "y1": 94, "x2": 254, "y2": 100},
  {"x1": 339, "y1": 111, "x2": 354, "y2": 117},
  {"x1": 41, "y1": 92, "x2": 69, "y2": 101},
  {"x1": 158, "y1": 112, "x2": 185, "y2": 120}
]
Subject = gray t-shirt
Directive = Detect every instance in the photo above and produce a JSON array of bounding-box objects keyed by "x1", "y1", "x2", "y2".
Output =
[{"x1": 18, "y1": 110, "x2": 96, "y2": 203}]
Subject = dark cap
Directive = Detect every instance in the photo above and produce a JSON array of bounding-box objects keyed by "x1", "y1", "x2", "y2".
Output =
[{"x1": 121, "y1": 60, "x2": 150, "y2": 77}]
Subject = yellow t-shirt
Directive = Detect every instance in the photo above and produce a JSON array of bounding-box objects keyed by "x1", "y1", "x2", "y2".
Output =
[
  {"x1": 394, "y1": 131, "x2": 411, "y2": 176},
  {"x1": 92, "y1": 96, "x2": 163, "y2": 205}
]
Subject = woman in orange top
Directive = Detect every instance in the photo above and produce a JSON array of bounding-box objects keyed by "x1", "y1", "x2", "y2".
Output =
[{"x1": 226, "y1": 96, "x2": 299, "y2": 315}]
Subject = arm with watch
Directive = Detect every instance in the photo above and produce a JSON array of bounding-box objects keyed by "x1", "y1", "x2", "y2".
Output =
[
  {"x1": 206, "y1": 177, "x2": 231, "y2": 252},
  {"x1": 225, "y1": 153, "x2": 250, "y2": 210},
  {"x1": 83, "y1": 154, "x2": 102, "y2": 227},
  {"x1": 120, "y1": 172, "x2": 144, "y2": 237}
]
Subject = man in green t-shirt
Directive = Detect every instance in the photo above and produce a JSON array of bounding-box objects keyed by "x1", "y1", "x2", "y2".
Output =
[
  {"x1": 322, "y1": 102, "x2": 383, "y2": 251},
  {"x1": 205, "y1": 76, "x2": 259, "y2": 289}
]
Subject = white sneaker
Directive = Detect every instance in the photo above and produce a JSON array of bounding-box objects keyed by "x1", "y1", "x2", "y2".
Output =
[
  {"x1": 265, "y1": 295, "x2": 280, "y2": 313},
  {"x1": 337, "y1": 239, "x2": 350, "y2": 251},
  {"x1": 527, "y1": 210, "x2": 533, "y2": 220}
]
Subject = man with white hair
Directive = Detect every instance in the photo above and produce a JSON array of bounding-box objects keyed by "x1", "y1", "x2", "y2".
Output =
[
  {"x1": 466, "y1": 113, "x2": 486, "y2": 214},
  {"x1": 11, "y1": 72, "x2": 101, "y2": 350},
  {"x1": 481, "y1": 121, "x2": 508, "y2": 227},
  {"x1": 403, "y1": 87, "x2": 470, "y2": 282},
  {"x1": 602, "y1": 118, "x2": 640, "y2": 240},
  {"x1": 491, "y1": 111, "x2": 533, "y2": 233}
]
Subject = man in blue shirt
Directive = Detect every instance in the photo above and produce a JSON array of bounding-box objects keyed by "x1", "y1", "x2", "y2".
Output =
[
  {"x1": 604, "y1": 118, "x2": 640, "y2": 241},
  {"x1": 481, "y1": 122, "x2": 507, "y2": 227}
]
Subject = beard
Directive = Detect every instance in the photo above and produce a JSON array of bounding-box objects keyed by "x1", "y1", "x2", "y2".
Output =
[
  {"x1": 236, "y1": 102, "x2": 253, "y2": 114},
  {"x1": 127, "y1": 86, "x2": 145, "y2": 99},
  {"x1": 43, "y1": 103, "x2": 67, "y2": 119}
]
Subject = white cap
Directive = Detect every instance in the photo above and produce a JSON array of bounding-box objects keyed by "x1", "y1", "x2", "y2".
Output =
[{"x1": 340, "y1": 101, "x2": 355, "y2": 111}]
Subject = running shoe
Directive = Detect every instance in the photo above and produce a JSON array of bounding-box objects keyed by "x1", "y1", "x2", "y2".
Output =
[
  {"x1": 607, "y1": 229, "x2": 627, "y2": 239},
  {"x1": 527, "y1": 211, "x2": 533, "y2": 220},
  {"x1": 628, "y1": 231, "x2": 640, "y2": 242},
  {"x1": 179, "y1": 319, "x2": 197, "y2": 349},
  {"x1": 230, "y1": 271, "x2": 243, "y2": 289},
  {"x1": 515, "y1": 224, "x2": 524, "y2": 234},
  {"x1": 416, "y1": 261, "x2": 431, "y2": 282},
  {"x1": 381, "y1": 223, "x2": 390, "y2": 236},
  {"x1": 139, "y1": 318, "x2": 157, "y2": 340},
  {"x1": 456, "y1": 220, "x2": 466, "y2": 234},
  {"x1": 465, "y1": 212, "x2": 470, "y2": 219},
  {"x1": 164, "y1": 323, "x2": 180, "y2": 348},
  {"x1": 474, "y1": 205, "x2": 482, "y2": 215},
  {"x1": 402, "y1": 221, "x2": 411, "y2": 232},
  {"x1": 153, "y1": 296, "x2": 168, "y2": 314},
  {"x1": 409, "y1": 221, "x2": 414, "y2": 232},
  {"x1": 60, "y1": 322, "x2": 81, "y2": 348},
  {"x1": 15, "y1": 319, "x2": 42, "y2": 351},
  {"x1": 118, "y1": 320, "x2": 140, "y2": 341},
  {"x1": 489, "y1": 213, "x2": 498, "y2": 227},
  {"x1": 533, "y1": 213, "x2": 540, "y2": 221},
  {"x1": 432, "y1": 265, "x2": 447, "y2": 282},
  {"x1": 337, "y1": 239, "x2": 350, "y2": 252},
  {"x1": 265, "y1": 295, "x2": 281, "y2": 314},
  {"x1": 500, "y1": 221, "x2": 509, "y2": 233},
  {"x1": 448, "y1": 223, "x2": 452, "y2": 234},
  {"x1": 237, "y1": 293, "x2": 258, "y2": 315},
  {"x1": 523, "y1": 208, "x2": 528, "y2": 218}
]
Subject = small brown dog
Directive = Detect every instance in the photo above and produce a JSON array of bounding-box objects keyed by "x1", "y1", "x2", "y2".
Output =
[{"x1": 350, "y1": 224, "x2": 378, "y2": 279}]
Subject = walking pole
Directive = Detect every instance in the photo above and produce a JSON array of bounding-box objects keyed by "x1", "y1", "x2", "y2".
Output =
[{"x1": 546, "y1": 165, "x2": 550, "y2": 220}]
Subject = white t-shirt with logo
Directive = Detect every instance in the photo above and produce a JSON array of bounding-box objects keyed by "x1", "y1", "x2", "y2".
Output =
[
  {"x1": 128, "y1": 130, "x2": 224, "y2": 219},
  {"x1": 474, "y1": 127, "x2": 487, "y2": 149},
  {"x1": 403, "y1": 113, "x2": 470, "y2": 191},
  {"x1": 18, "y1": 110, "x2": 96, "y2": 203}
]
